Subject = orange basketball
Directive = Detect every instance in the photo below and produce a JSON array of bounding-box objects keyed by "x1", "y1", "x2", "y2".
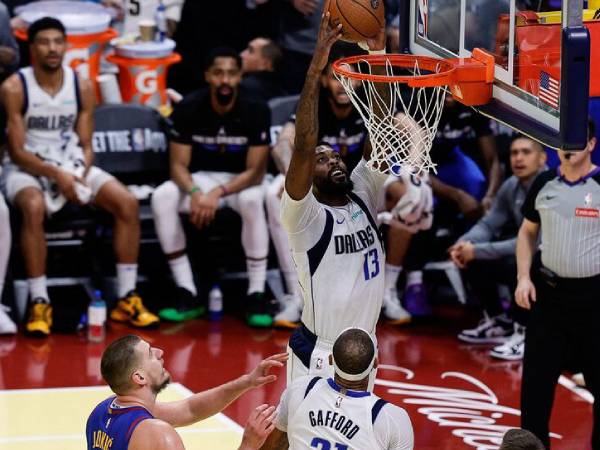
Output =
[{"x1": 328, "y1": 0, "x2": 385, "y2": 43}]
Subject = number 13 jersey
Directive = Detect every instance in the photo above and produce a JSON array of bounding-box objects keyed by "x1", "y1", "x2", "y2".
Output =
[{"x1": 281, "y1": 159, "x2": 387, "y2": 342}]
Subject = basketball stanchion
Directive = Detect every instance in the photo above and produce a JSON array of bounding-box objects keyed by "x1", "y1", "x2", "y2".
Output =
[{"x1": 332, "y1": 49, "x2": 495, "y2": 176}]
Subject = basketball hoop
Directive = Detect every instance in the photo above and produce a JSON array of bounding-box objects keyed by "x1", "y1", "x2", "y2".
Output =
[{"x1": 332, "y1": 49, "x2": 495, "y2": 175}]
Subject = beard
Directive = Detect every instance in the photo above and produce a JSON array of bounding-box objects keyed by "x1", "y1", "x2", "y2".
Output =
[
  {"x1": 151, "y1": 375, "x2": 171, "y2": 395},
  {"x1": 327, "y1": 89, "x2": 351, "y2": 109},
  {"x1": 319, "y1": 177, "x2": 354, "y2": 196},
  {"x1": 215, "y1": 85, "x2": 235, "y2": 105}
]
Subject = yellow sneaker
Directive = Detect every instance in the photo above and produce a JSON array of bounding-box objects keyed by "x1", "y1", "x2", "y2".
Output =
[
  {"x1": 26, "y1": 299, "x2": 52, "y2": 337},
  {"x1": 110, "y1": 291, "x2": 159, "y2": 329}
]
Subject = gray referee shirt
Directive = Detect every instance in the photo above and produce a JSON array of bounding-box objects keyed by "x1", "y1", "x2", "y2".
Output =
[
  {"x1": 458, "y1": 171, "x2": 541, "y2": 260},
  {"x1": 522, "y1": 167, "x2": 600, "y2": 278}
]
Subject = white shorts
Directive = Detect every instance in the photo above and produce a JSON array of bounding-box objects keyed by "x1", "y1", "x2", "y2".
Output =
[{"x1": 3, "y1": 166, "x2": 114, "y2": 214}]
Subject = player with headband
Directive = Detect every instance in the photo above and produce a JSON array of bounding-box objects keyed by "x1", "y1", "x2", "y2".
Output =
[{"x1": 259, "y1": 327, "x2": 414, "y2": 450}]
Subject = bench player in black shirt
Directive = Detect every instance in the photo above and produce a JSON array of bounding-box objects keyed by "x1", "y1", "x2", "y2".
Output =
[{"x1": 151, "y1": 47, "x2": 272, "y2": 327}]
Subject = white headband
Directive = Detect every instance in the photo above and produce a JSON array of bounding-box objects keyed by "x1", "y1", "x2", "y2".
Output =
[{"x1": 331, "y1": 327, "x2": 377, "y2": 382}]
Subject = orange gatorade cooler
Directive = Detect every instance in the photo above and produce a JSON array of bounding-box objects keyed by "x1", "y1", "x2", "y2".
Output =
[
  {"x1": 107, "y1": 39, "x2": 180, "y2": 112},
  {"x1": 14, "y1": 1, "x2": 117, "y2": 98}
]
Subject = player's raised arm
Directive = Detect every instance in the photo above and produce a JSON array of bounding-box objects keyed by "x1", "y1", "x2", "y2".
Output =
[{"x1": 285, "y1": 4, "x2": 341, "y2": 200}]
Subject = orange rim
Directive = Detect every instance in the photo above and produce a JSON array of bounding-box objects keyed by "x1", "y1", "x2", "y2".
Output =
[{"x1": 332, "y1": 54, "x2": 456, "y2": 88}]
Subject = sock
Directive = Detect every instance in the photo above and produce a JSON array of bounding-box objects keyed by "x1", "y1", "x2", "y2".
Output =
[
  {"x1": 116, "y1": 263, "x2": 138, "y2": 298},
  {"x1": 384, "y1": 264, "x2": 402, "y2": 293},
  {"x1": 28, "y1": 276, "x2": 49, "y2": 303},
  {"x1": 406, "y1": 270, "x2": 423, "y2": 287},
  {"x1": 283, "y1": 270, "x2": 299, "y2": 296},
  {"x1": 168, "y1": 255, "x2": 197, "y2": 296},
  {"x1": 247, "y1": 257, "x2": 267, "y2": 295}
]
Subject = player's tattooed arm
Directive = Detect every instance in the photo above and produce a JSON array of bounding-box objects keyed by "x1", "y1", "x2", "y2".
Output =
[
  {"x1": 286, "y1": 4, "x2": 342, "y2": 200},
  {"x1": 272, "y1": 122, "x2": 296, "y2": 175}
]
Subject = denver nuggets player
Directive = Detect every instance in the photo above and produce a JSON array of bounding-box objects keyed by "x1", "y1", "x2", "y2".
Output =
[
  {"x1": 280, "y1": 12, "x2": 391, "y2": 382},
  {"x1": 260, "y1": 328, "x2": 414, "y2": 450}
]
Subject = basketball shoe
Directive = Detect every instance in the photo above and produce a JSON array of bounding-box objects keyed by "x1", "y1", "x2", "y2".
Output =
[
  {"x1": 0, "y1": 304, "x2": 16, "y2": 335},
  {"x1": 458, "y1": 313, "x2": 514, "y2": 344},
  {"x1": 110, "y1": 291, "x2": 160, "y2": 328},
  {"x1": 246, "y1": 292, "x2": 273, "y2": 328},
  {"x1": 490, "y1": 323, "x2": 525, "y2": 360},
  {"x1": 382, "y1": 288, "x2": 411, "y2": 325},
  {"x1": 159, "y1": 287, "x2": 205, "y2": 322},
  {"x1": 273, "y1": 294, "x2": 302, "y2": 329},
  {"x1": 25, "y1": 298, "x2": 52, "y2": 337}
]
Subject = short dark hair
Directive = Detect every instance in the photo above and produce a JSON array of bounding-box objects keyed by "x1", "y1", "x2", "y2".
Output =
[
  {"x1": 333, "y1": 328, "x2": 375, "y2": 377},
  {"x1": 259, "y1": 39, "x2": 282, "y2": 72},
  {"x1": 205, "y1": 46, "x2": 242, "y2": 72},
  {"x1": 511, "y1": 134, "x2": 544, "y2": 152},
  {"x1": 499, "y1": 429, "x2": 545, "y2": 450},
  {"x1": 28, "y1": 17, "x2": 66, "y2": 44},
  {"x1": 101, "y1": 335, "x2": 142, "y2": 395}
]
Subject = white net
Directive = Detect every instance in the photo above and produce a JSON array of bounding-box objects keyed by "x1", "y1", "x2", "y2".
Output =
[{"x1": 334, "y1": 58, "x2": 448, "y2": 176}]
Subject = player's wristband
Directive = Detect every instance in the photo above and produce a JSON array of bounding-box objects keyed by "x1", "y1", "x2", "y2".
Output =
[
  {"x1": 368, "y1": 48, "x2": 387, "y2": 55},
  {"x1": 189, "y1": 186, "x2": 201, "y2": 196}
]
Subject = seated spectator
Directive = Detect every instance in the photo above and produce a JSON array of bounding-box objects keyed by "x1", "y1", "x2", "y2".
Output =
[
  {"x1": 0, "y1": 18, "x2": 159, "y2": 337},
  {"x1": 404, "y1": 96, "x2": 502, "y2": 317},
  {"x1": 151, "y1": 46, "x2": 272, "y2": 327},
  {"x1": 499, "y1": 428, "x2": 545, "y2": 450},
  {"x1": 450, "y1": 135, "x2": 546, "y2": 360},
  {"x1": 240, "y1": 37, "x2": 286, "y2": 102}
]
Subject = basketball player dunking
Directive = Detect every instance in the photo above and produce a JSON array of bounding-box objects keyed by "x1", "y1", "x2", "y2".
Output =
[{"x1": 280, "y1": 9, "x2": 390, "y2": 385}]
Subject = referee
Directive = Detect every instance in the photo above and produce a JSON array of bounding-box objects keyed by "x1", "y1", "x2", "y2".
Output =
[{"x1": 516, "y1": 118, "x2": 600, "y2": 449}]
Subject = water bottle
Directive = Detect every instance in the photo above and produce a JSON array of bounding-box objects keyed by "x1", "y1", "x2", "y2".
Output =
[
  {"x1": 87, "y1": 290, "x2": 106, "y2": 343},
  {"x1": 208, "y1": 285, "x2": 223, "y2": 321},
  {"x1": 155, "y1": 0, "x2": 167, "y2": 42}
]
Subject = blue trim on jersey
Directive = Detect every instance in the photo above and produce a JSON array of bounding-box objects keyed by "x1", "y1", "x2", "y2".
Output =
[
  {"x1": 17, "y1": 71, "x2": 28, "y2": 115},
  {"x1": 307, "y1": 209, "x2": 334, "y2": 276},
  {"x1": 289, "y1": 323, "x2": 318, "y2": 369},
  {"x1": 371, "y1": 398, "x2": 388, "y2": 424},
  {"x1": 73, "y1": 70, "x2": 82, "y2": 115},
  {"x1": 327, "y1": 378, "x2": 371, "y2": 398},
  {"x1": 304, "y1": 376, "x2": 322, "y2": 399},
  {"x1": 86, "y1": 396, "x2": 153, "y2": 450}
]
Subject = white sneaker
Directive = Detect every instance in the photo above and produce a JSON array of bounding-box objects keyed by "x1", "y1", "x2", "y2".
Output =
[
  {"x1": 490, "y1": 324, "x2": 525, "y2": 360},
  {"x1": 0, "y1": 305, "x2": 17, "y2": 335},
  {"x1": 458, "y1": 313, "x2": 514, "y2": 344},
  {"x1": 382, "y1": 289, "x2": 411, "y2": 325},
  {"x1": 273, "y1": 294, "x2": 302, "y2": 329}
]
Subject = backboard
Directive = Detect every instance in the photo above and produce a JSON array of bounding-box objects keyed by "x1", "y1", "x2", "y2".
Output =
[{"x1": 400, "y1": 0, "x2": 592, "y2": 150}]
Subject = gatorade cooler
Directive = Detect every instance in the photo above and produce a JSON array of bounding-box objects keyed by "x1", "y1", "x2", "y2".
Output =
[
  {"x1": 107, "y1": 39, "x2": 180, "y2": 112},
  {"x1": 14, "y1": 1, "x2": 117, "y2": 98}
]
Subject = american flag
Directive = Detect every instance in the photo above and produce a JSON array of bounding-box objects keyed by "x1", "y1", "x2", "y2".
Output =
[{"x1": 539, "y1": 71, "x2": 559, "y2": 109}]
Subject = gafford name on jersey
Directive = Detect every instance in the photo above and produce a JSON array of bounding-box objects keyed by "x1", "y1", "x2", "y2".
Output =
[{"x1": 308, "y1": 409, "x2": 360, "y2": 440}]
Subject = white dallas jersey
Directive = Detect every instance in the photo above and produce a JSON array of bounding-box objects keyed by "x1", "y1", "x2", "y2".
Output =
[
  {"x1": 275, "y1": 376, "x2": 414, "y2": 450},
  {"x1": 18, "y1": 66, "x2": 84, "y2": 169},
  {"x1": 281, "y1": 159, "x2": 388, "y2": 342}
]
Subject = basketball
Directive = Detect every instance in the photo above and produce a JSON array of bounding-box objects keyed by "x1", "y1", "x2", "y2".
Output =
[{"x1": 328, "y1": 0, "x2": 385, "y2": 43}]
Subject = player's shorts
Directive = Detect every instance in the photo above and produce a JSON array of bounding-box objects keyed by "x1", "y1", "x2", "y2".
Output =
[{"x1": 2, "y1": 166, "x2": 114, "y2": 214}]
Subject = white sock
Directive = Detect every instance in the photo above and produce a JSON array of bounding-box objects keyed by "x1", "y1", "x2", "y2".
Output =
[
  {"x1": 406, "y1": 270, "x2": 423, "y2": 287},
  {"x1": 247, "y1": 258, "x2": 267, "y2": 295},
  {"x1": 28, "y1": 276, "x2": 49, "y2": 302},
  {"x1": 384, "y1": 264, "x2": 402, "y2": 293},
  {"x1": 283, "y1": 270, "x2": 299, "y2": 296},
  {"x1": 116, "y1": 263, "x2": 138, "y2": 298},
  {"x1": 168, "y1": 255, "x2": 197, "y2": 296}
]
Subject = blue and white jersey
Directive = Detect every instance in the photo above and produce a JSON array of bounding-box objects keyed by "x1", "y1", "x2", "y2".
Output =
[
  {"x1": 86, "y1": 396, "x2": 154, "y2": 450},
  {"x1": 275, "y1": 376, "x2": 414, "y2": 450},
  {"x1": 281, "y1": 159, "x2": 387, "y2": 343},
  {"x1": 18, "y1": 65, "x2": 83, "y2": 168}
]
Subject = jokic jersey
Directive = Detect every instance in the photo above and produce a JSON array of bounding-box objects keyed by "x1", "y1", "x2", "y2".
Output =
[
  {"x1": 281, "y1": 158, "x2": 388, "y2": 342},
  {"x1": 275, "y1": 376, "x2": 414, "y2": 450}
]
